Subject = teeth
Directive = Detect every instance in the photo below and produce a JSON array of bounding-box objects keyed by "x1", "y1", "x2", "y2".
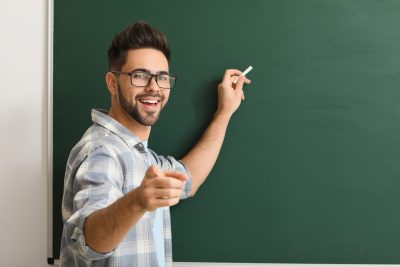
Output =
[{"x1": 141, "y1": 99, "x2": 158, "y2": 104}]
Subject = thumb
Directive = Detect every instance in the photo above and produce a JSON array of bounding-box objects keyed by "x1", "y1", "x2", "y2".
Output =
[{"x1": 146, "y1": 165, "x2": 163, "y2": 178}]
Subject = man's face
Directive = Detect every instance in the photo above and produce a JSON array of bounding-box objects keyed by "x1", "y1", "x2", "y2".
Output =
[{"x1": 116, "y1": 48, "x2": 170, "y2": 126}]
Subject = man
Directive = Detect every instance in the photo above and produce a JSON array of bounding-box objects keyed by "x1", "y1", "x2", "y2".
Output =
[{"x1": 60, "y1": 21, "x2": 251, "y2": 267}]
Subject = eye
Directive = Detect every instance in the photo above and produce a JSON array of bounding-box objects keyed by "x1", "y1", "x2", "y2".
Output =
[
  {"x1": 132, "y1": 72, "x2": 148, "y2": 79},
  {"x1": 158, "y1": 75, "x2": 169, "y2": 81}
]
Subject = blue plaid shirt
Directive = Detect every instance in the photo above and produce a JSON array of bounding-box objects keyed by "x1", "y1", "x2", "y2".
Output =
[{"x1": 60, "y1": 109, "x2": 192, "y2": 267}]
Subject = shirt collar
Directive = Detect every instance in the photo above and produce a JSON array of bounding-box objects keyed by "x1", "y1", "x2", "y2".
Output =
[{"x1": 91, "y1": 108, "x2": 145, "y2": 150}]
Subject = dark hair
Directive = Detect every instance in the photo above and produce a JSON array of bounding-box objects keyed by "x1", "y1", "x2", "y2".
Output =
[{"x1": 107, "y1": 21, "x2": 171, "y2": 71}]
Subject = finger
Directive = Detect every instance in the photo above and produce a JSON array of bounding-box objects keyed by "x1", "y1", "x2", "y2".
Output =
[
  {"x1": 153, "y1": 188, "x2": 183, "y2": 199},
  {"x1": 227, "y1": 70, "x2": 253, "y2": 86},
  {"x1": 145, "y1": 165, "x2": 163, "y2": 178},
  {"x1": 234, "y1": 77, "x2": 251, "y2": 85},
  {"x1": 163, "y1": 171, "x2": 188, "y2": 181},
  {"x1": 223, "y1": 69, "x2": 242, "y2": 83},
  {"x1": 230, "y1": 75, "x2": 241, "y2": 85},
  {"x1": 156, "y1": 197, "x2": 180, "y2": 207},
  {"x1": 146, "y1": 196, "x2": 181, "y2": 210},
  {"x1": 234, "y1": 76, "x2": 245, "y2": 97},
  {"x1": 152, "y1": 177, "x2": 185, "y2": 189}
]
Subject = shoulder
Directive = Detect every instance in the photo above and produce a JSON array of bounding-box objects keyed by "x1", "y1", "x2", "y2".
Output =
[{"x1": 68, "y1": 124, "x2": 126, "y2": 165}]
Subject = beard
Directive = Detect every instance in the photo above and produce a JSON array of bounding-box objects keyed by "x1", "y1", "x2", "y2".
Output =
[{"x1": 117, "y1": 83, "x2": 164, "y2": 126}]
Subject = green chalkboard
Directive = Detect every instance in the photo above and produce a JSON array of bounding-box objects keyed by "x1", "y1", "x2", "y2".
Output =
[{"x1": 53, "y1": 0, "x2": 400, "y2": 263}]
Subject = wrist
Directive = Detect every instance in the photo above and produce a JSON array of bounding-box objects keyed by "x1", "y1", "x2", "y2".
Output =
[
  {"x1": 214, "y1": 110, "x2": 233, "y2": 123},
  {"x1": 127, "y1": 188, "x2": 147, "y2": 214}
]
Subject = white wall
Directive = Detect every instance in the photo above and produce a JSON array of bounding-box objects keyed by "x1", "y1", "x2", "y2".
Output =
[{"x1": 0, "y1": 0, "x2": 49, "y2": 266}]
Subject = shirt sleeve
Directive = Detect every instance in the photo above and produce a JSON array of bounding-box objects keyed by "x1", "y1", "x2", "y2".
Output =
[
  {"x1": 62, "y1": 145, "x2": 124, "y2": 260},
  {"x1": 148, "y1": 150, "x2": 192, "y2": 199}
]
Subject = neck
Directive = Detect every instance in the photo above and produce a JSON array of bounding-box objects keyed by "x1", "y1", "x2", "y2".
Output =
[{"x1": 108, "y1": 104, "x2": 151, "y2": 141}]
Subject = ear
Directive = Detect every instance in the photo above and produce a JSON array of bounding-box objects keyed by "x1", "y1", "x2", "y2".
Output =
[{"x1": 106, "y1": 72, "x2": 118, "y2": 96}]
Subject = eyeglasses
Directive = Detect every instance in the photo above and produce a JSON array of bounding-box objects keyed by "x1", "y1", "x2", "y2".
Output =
[{"x1": 111, "y1": 70, "x2": 177, "y2": 89}]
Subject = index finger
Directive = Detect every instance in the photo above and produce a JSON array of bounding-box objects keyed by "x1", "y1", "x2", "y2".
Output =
[
  {"x1": 222, "y1": 69, "x2": 242, "y2": 83},
  {"x1": 163, "y1": 171, "x2": 188, "y2": 182}
]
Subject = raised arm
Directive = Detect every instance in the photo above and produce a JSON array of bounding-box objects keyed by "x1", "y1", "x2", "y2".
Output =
[{"x1": 182, "y1": 69, "x2": 251, "y2": 196}]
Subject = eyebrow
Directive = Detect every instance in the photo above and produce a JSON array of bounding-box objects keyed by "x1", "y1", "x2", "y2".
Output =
[{"x1": 131, "y1": 68, "x2": 169, "y2": 75}]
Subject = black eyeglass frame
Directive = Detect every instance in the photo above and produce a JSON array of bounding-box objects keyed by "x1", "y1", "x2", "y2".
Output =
[{"x1": 111, "y1": 70, "x2": 177, "y2": 89}]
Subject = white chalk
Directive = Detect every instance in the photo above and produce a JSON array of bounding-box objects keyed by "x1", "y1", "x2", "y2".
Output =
[{"x1": 233, "y1": 66, "x2": 253, "y2": 84}]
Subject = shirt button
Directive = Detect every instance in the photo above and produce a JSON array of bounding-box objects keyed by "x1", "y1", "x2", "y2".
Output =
[{"x1": 135, "y1": 142, "x2": 145, "y2": 152}]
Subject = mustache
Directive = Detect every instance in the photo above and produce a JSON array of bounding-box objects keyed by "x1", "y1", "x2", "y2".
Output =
[{"x1": 136, "y1": 93, "x2": 164, "y2": 100}]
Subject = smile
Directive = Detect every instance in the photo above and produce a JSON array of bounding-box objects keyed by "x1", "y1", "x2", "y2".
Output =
[{"x1": 139, "y1": 98, "x2": 160, "y2": 106}]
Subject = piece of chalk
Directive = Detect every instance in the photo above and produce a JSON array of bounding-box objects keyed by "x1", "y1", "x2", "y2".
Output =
[{"x1": 233, "y1": 66, "x2": 253, "y2": 84}]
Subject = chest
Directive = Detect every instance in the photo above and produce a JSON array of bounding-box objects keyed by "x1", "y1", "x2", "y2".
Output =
[{"x1": 119, "y1": 148, "x2": 156, "y2": 193}]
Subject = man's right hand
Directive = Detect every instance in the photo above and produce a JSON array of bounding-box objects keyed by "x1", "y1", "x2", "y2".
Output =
[
  {"x1": 216, "y1": 69, "x2": 252, "y2": 118},
  {"x1": 135, "y1": 165, "x2": 188, "y2": 211}
]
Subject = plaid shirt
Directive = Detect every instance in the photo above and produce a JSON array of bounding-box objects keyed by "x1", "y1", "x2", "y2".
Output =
[{"x1": 60, "y1": 109, "x2": 192, "y2": 267}]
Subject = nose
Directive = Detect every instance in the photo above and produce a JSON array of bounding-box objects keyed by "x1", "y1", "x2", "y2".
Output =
[{"x1": 145, "y1": 76, "x2": 161, "y2": 92}]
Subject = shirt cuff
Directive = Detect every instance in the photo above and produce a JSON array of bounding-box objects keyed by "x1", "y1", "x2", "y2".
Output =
[
  {"x1": 178, "y1": 160, "x2": 192, "y2": 199},
  {"x1": 69, "y1": 206, "x2": 114, "y2": 260}
]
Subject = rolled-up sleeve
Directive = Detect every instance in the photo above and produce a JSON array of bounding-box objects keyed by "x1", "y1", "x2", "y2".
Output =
[
  {"x1": 62, "y1": 145, "x2": 124, "y2": 260},
  {"x1": 148, "y1": 150, "x2": 192, "y2": 199}
]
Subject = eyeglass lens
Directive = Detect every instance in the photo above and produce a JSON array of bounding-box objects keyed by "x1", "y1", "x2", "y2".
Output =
[{"x1": 131, "y1": 72, "x2": 175, "y2": 89}]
